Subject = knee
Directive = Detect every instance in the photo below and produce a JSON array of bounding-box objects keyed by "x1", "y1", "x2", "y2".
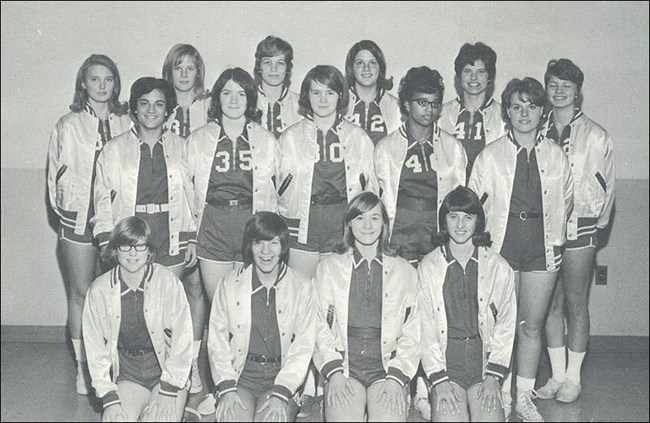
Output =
[{"x1": 517, "y1": 319, "x2": 543, "y2": 339}]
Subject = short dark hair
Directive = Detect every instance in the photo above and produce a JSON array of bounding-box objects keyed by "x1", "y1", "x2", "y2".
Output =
[
  {"x1": 398, "y1": 66, "x2": 444, "y2": 116},
  {"x1": 544, "y1": 58, "x2": 584, "y2": 109},
  {"x1": 335, "y1": 191, "x2": 396, "y2": 257},
  {"x1": 298, "y1": 65, "x2": 349, "y2": 116},
  {"x1": 500, "y1": 77, "x2": 546, "y2": 130},
  {"x1": 103, "y1": 216, "x2": 155, "y2": 265},
  {"x1": 345, "y1": 40, "x2": 393, "y2": 91},
  {"x1": 242, "y1": 212, "x2": 290, "y2": 267},
  {"x1": 208, "y1": 67, "x2": 261, "y2": 123},
  {"x1": 254, "y1": 35, "x2": 294, "y2": 88},
  {"x1": 129, "y1": 77, "x2": 177, "y2": 122},
  {"x1": 431, "y1": 186, "x2": 491, "y2": 248}
]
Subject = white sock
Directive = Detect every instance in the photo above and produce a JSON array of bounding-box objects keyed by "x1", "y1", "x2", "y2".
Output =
[
  {"x1": 502, "y1": 372, "x2": 512, "y2": 395},
  {"x1": 516, "y1": 376, "x2": 536, "y2": 398},
  {"x1": 547, "y1": 346, "x2": 566, "y2": 382},
  {"x1": 416, "y1": 376, "x2": 428, "y2": 400},
  {"x1": 192, "y1": 340, "x2": 202, "y2": 359},
  {"x1": 565, "y1": 349, "x2": 586, "y2": 384},
  {"x1": 71, "y1": 338, "x2": 86, "y2": 363},
  {"x1": 303, "y1": 367, "x2": 316, "y2": 397}
]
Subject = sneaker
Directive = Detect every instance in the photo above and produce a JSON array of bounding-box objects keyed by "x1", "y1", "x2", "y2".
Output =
[
  {"x1": 197, "y1": 393, "x2": 216, "y2": 415},
  {"x1": 189, "y1": 359, "x2": 203, "y2": 394},
  {"x1": 183, "y1": 407, "x2": 201, "y2": 422},
  {"x1": 501, "y1": 390, "x2": 512, "y2": 421},
  {"x1": 76, "y1": 361, "x2": 91, "y2": 395},
  {"x1": 297, "y1": 394, "x2": 315, "y2": 418},
  {"x1": 414, "y1": 396, "x2": 431, "y2": 421},
  {"x1": 556, "y1": 380, "x2": 582, "y2": 403},
  {"x1": 536, "y1": 378, "x2": 563, "y2": 400},
  {"x1": 515, "y1": 390, "x2": 544, "y2": 422}
]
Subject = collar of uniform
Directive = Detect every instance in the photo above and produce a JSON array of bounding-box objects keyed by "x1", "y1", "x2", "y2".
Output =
[
  {"x1": 306, "y1": 112, "x2": 343, "y2": 135},
  {"x1": 257, "y1": 84, "x2": 289, "y2": 103},
  {"x1": 351, "y1": 246, "x2": 383, "y2": 269},
  {"x1": 506, "y1": 129, "x2": 543, "y2": 151},
  {"x1": 84, "y1": 102, "x2": 111, "y2": 121},
  {"x1": 216, "y1": 123, "x2": 250, "y2": 144},
  {"x1": 442, "y1": 244, "x2": 478, "y2": 265},
  {"x1": 131, "y1": 125, "x2": 166, "y2": 145},
  {"x1": 350, "y1": 86, "x2": 384, "y2": 107},
  {"x1": 118, "y1": 264, "x2": 152, "y2": 295},
  {"x1": 546, "y1": 108, "x2": 583, "y2": 129},
  {"x1": 401, "y1": 121, "x2": 437, "y2": 149},
  {"x1": 250, "y1": 262, "x2": 287, "y2": 296},
  {"x1": 455, "y1": 97, "x2": 493, "y2": 115}
]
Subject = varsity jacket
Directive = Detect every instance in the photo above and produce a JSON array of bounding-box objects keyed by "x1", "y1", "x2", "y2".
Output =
[
  {"x1": 439, "y1": 97, "x2": 506, "y2": 145},
  {"x1": 256, "y1": 85, "x2": 302, "y2": 138},
  {"x1": 344, "y1": 88, "x2": 402, "y2": 138},
  {"x1": 93, "y1": 128, "x2": 197, "y2": 254},
  {"x1": 185, "y1": 120, "x2": 280, "y2": 229},
  {"x1": 277, "y1": 118, "x2": 378, "y2": 244},
  {"x1": 313, "y1": 250, "x2": 420, "y2": 387},
  {"x1": 542, "y1": 111, "x2": 615, "y2": 239},
  {"x1": 164, "y1": 96, "x2": 211, "y2": 137},
  {"x1": 468, "y1": 132, "x2": 574, "y2": 270},
  {"x1": 47, "y1": 108, "x2": 132, "y2": 235},
  {"x1": 418, "y1": 246, "x2": 516, "y2": 386},
  {"x1": 374, "y1": 123, "x2": 467, "y2": 235},
  {"x1": 82, "y1": 264, "x2": 193, "y2": 403},
  {"x1": 208, "y1": 264, "x2": 316, "y2": 404}
]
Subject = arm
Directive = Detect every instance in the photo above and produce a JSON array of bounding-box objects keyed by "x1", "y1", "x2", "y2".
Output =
[
  {"x1": 46, "y1": 121, "x2": 62, "y2": 216},
  {"x1": 484, "y1": 261, "x2": 516, "y2": 380},
  {"x1": 93, "y1": 148, "x2": 115, "y2": 248},
  {"x1": 598, "y1": 132, "x2": 616, "y2": 228},
  {"x1": 560, "y1": 150, "x2": 574, "y2": 221},
  {"x1": 207, "y1": 278, "x2": 238, "y2": 396}
]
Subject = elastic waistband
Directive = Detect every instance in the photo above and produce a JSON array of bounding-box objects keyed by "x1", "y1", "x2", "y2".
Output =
[
  {"x1": 118, "y1": 347, "x2": 155, "y2": 356},
  {"x1": 396, "y1": 195, "x2": 437, "y2": 212},
  {"x1": 448, "y1": 334, "x2": 481, "y2": 341},
  {"x1": 509, "y1": 211, "x2": 541, "y2": 220},
  {"x1": 135, "y1": 203, "x2": 169, "y2": 214},
  {"x1": 207, "y1": 197, "x2": 253, "y2": 209},
  {"x1": 348, "y1": 326, "x2": 382, "y2": 339},
  {"x1": 311, "y1": 195, "x2": 347, "y2": 205},
  {"x1": 246, "y1": 353, "x2": 281, "y2": 364}
]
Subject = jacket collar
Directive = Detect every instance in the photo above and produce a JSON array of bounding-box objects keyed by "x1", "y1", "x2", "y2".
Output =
[{"x1": 351, "y1": 246, "x2": 383, "y2": 269}]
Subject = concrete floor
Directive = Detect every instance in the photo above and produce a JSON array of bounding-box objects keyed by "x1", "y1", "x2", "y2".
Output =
[{"x1": 1, "y1": 337, "x2": 648, "y2": 421}]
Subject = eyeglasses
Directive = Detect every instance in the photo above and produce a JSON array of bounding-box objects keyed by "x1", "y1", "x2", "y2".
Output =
[
  {"x1": 118, "y1": 244, "x2": 148, "y2": 252},
  {"x1": 411, "y1": 98, "x2": 442, "y2": 108}
]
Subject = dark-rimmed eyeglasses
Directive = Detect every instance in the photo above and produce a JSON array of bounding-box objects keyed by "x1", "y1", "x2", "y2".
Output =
[
  {"x1": 411, "y1": 98, "x2": 442, "y2": 108},
  {"x1": 118, "y1": 244, "x2": 148, "y2": 252}
]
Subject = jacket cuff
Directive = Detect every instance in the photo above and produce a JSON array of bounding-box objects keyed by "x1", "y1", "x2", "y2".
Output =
[
  {"x1": 428, "y1": 370, "x2": 449, "y2": 387},
  {"x1": 271, "y1": 385, "x2": 292, "y2": 404},
  {"x1": 386, "y1": 367, "x2": 409, "y2": 387},
  {"x1": 485, "y1": 362, "x2": 508, "y2": 381},
  {"x1": 159, "y1": 381, "x2": 180, "y2": 398},
  {"x1": 97, "y1": 232, "x2": 110, "y2": 247},
  {"x1": 321, "y1": 359, "x2": 344, "y2": 381},
  {"x1": 102, "y1": 390, "x2": 121, "y2": 409},
  {"x1": 216, "y1": 380, "x2": 237, "y2": 398}
]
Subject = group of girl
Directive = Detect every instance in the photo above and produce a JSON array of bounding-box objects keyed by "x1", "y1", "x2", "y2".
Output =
[{"x1": 47, "y1": 35, "x2": 615, "y2": 422}]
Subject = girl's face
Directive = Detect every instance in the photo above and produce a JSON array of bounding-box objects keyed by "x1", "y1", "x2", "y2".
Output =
[
  {"x1": 116, "y1": 242, "x2": 150, "y2": 274},
  {"x1": 405, "y1": 92, "x2": 442, "y2": 128},
  {"x1": 136, "y1": 89, "x2": 167, "y2": 130},
  {"x1": 252, "y1": 236, "x2": 283, "y2": 275},
  {"x1": 171, "y1": 55, "x2": 198, "y2": 94},
  {"x1": 546, "y1": 75, "x2": 578, "y2": 109},
  {"x1": 460, "y1": 59, "x2": 490, "y2": 96},
  {"x1": 308, "y1": 80, "x2": 339, "y2": 119},
  {"x1": 350, "y1": 204, "x2": 384, "y2": 247},
  {"x1": 83, "y1": 64, "x2": 115, "y2": 104},
  {"x1": 507, "y1": 93, "x2": 543, "y2": 134},
  {"x1": 446, "y1": 211, "x2": 477, "y2": 245},
  {"x1": 220, "y1": 79, "x2": 247, "y2": 120},
  {"x1": 260, "y1": 54, "x2": 288, "y2": 88},
  {"x1": 353, "y1": 49, "x2": 380, "y2": 89}
]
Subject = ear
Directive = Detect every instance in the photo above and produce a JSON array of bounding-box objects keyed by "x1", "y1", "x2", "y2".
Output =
[{"x1": 404, "y1": 101, "x2": 411, "y2": 113}]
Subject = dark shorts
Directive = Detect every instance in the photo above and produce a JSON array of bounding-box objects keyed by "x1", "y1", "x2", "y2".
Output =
[
  {"x1": 445, "y1": 336, "x2": 483, "y2": 390},
  {"x1": 290, "y1": 202, "x2": 347, "y2": 254},
  {"x1": 58, "y1": 209, "x2": 96, "y2": 245},
  {"x1": 237, "y1": 358, "x2": 281, "y2": 398},
  {"x1": 197, "y1": 204, "x2": 253, "y2": 262},
  {"x1": 347, "y1": 333, "x2": 386, "y2": 388},
  {"x1": 135, "y1": 212, "x2": 184, "y2": 267},
  {"x1": 116, "y1": 349, "x2": 162, "y2": 391},
  {"x1": 565, "y1": 232, "x2": 598, "y2": 250},
  {"x1": 391, "y1": 207, "x2": 438, "y2": 264},
  {"x1": 500, "y1": 214, "x2": 549, "y2": 272}
]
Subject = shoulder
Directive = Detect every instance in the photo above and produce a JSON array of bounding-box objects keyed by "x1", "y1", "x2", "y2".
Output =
[
  {"x1": 56, "y1": 110, "x2": 85, "y2": 129},
  {"x1": 441, "y1": 99, "x2": 459, "y2": 114},
  {"x1": 319, "y1": 251, "x2": 349, "y2": 269},
  {"x1": 385, "y1": 255, "x2": 417, "y2": 277},
  {"x1": 577, "y1": 113, "x2": 609, "y2": 138},
  {"x1": 87, "y1": 269, "x2": 114, "y2": 295},
  {"x1": 479, "y1": 246, "x2": 511, "y2": 269},
  {"x1": 381, "y1": 91, "x2": 399, "y2": 105},
  {"x1": 151, "y1": 264, "x2": 182, "y2": 285},
  {"x1": 420, "y1": 247, "x2": 444, "y2": 267},
  {"x1": 247, "y1": 121, "x2": 276, "y2": 141},
  {"x1": 376, "y1": 126, "x2": 404, "y2": 150}
]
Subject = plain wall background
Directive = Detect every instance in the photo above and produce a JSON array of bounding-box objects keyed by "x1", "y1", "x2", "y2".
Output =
[{"x1": 1, "y1": 1, "x2": 649, "y2": 336}]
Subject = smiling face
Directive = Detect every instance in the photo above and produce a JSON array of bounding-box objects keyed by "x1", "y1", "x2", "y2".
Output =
[
  {"x1": 260, "y1": 54, "x2": 288, "y2": 88},
  {"x1": 252, "y1": 236, "x2": 282, "y2": 275},
  {"x1": 171, "y1": 55, "x2": 198, "y2": 94},
  {"x1": 116, "y1": 243, "x2": 150, "y2": 275},
  {"x1": 460, "y1": 59, "x2": 490, "y2": 96},
  {"x1": 353, "y1": 49, "x2": 380, "y2": 89},
  {"x1": 350, "y1": 204, "x2": 384, "y2": 247},
  {"x1": 136, "y1": 89, "x2": 167, "y2": 130},
  {"x1": 446, "y1": 211, "x2": 477, "y2": 246},
  {"x1": 220, "y1": 79, "x2": 248, "y2": 120},
  {"x1": 308, "y1": 80, "x2": 339, "y2": 118},
  {"x1": 546, "y1": 75, "x2": 578, "y2": 109},
  {"x1": 507, "y1": 93, "x2": 543, "y2": 135},
  {"x1": 83, "y1": 64, "x2": 115, "y2": 105}
]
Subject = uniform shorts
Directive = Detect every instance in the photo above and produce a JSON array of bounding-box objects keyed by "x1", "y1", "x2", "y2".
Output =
[
  {"x1": 58, "y1": 209, "x2": 96, "y2": 245},
  {"x1": 445, "y1": 336, "x2": 483, "y2": 390},
  {"x1": 347, "y1": 333, "x2": 386, "y2": 388},
  {"x1": 565, "y1": 232, "x2": 598, "y2": 250},
  {"x1": 116, "y1": 349, "x2": 162, "y2": 391},
  {"x1": 289, "y1": 202, "x2": 347, "y2": 254},
  {"x1": 237, "y1": 358, "x2": 281, "y2": 398},
  {"x1": 197, "y1": 204, "x2": 253, "y2": 262},
  {"x1": 500, "y1": 214, "x2": 551, "y2": 272},
  {"x1": 135, "y1": 212, "x2": 184, "y2": 267},
  {"x1": 391, "y1": 207, "x2": 438, "y2": 264}
]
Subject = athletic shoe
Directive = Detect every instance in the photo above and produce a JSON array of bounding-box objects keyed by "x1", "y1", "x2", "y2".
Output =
[
  {"x1": 197, "y1": 393, "x2": 216, "y2": 415},
  {"x1": 536, "y1": 378, "x2": 563, "y2": 400},
  {"x1": 297, "y1": 394, "x2": 316, "y2": 418},
  {"x1": 556, "y1": 379, "x2": 582, "y2": 403},
  {"x1": 414, "y1": 396, "x2": 431, "y2": 421},
  {"x1": 189, "y1": 359, "x2": 203, "y2": 394},
  {"x1": 515, "y1": 390, "x2": 544, "y2": 422}
]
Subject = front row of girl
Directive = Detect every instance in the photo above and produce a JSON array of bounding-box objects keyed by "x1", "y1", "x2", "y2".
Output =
[{"x1": 82, "y1": 187, "x2": 516, "y2": 422}]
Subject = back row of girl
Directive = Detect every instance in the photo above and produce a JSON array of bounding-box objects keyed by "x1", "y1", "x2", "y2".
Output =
[{"x1": 47, "y1": 35, "x2": 615, "y2": 422}]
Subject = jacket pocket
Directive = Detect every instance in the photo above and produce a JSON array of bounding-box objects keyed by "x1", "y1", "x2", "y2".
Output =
[
  {"x1": 277, "y1": 174, "x2": 293, "y2": 196},
  {"x1": 55, "y1": 164, "x2": 68, "y2": 183},
  {"x1": 595, "y1": 171, "x2": 606, "y2": 192}
]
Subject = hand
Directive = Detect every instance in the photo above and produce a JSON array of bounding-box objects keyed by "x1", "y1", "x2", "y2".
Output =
[
  {"x1": 326, "y1": 372, "x2": 356, "y2": 410},
  {"x1": 185, "y1": 243, "x2": 198, "y2": 268},
  {"x1": 102, "y1": 403, "x2": 127, "y2": 422},
  {"x1": 477, "y1": 375, "x2": 501, "y2": 412},
  {"x1": 434, "y1": 381, "x2": 462, "y2": 415},
  {"x1": 375, "y1": 378, "x2": 406, "y2": 416},
  {"x1": 215, "y1": 392, "x2": 247, "y2": 422},
  {"x1": 256, "y1": 396, "x2": 287, "y2": 422}
]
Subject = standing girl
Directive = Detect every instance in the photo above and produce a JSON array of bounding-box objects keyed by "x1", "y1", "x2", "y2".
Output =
[{"x1": 47, "y1": 53, "x2": 131, "y2": 394}]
